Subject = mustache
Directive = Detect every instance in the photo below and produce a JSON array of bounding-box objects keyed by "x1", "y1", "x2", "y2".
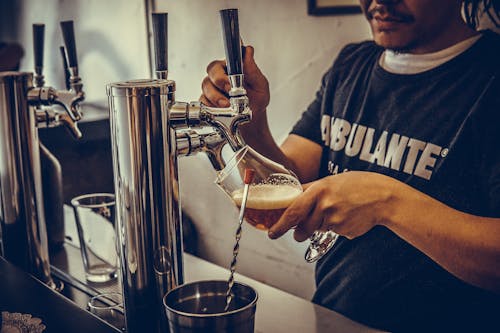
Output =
[{"x1": 367, "y1": 5, "x2": 414, "y2": 22}]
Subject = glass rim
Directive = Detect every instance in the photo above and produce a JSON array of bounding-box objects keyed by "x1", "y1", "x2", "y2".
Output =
[
  {"x1": 71, "y1": 193, "x2": 115, "y2": 208},
  {"x1": 87, "y1": 292, "x2": 123, "y2": 311}
]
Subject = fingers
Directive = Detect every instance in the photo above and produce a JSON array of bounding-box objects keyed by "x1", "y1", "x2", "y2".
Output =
[
  {"x1": 201, "y1": 60, "x2": 231, "y2": 107},
  {"x1": 293, "y1": 203, "x2": 325, "y2": 242},
  {"x1": 242, "y1": 45, "x2": 256, "y2": 77},
  {"x1": 268, "y1": 186, "x2": 320, "y2": 240},
  {"x1": 301, "y1": 181, "x2": 314, "y2": 191},
  {"x1": 206, "y1": 60, "x2": 231, "y2": 91},
  {"x1": 201, "y1": 76, "x2": 230, "y2": 107},
  {"x1": 199, "y1": 94, "x2": 214, "y2": 107},
  {"x1": 292, "y1": 182, "x2": 320, "y2": 241},
  {"x1": 242, "y1": 45, "x2": 268, "y2": 90}
]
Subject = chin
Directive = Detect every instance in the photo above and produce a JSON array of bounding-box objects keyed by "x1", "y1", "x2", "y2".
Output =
[{"x1": 373, "y1": 32, "x2": 415, "y2": 53}]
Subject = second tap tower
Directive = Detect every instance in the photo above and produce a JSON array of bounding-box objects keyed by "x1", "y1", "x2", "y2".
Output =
[{"x1": 107, "y1": 9, "x2": 250, "y2": 333}]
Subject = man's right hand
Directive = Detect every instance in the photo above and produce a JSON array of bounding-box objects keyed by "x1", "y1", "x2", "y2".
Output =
[
  {"x1": 200, "y1": 45, "x2": 270, "y2": 124},
  {"x1": 200, "y1": 45, "x2": 323, "y2": 183}
]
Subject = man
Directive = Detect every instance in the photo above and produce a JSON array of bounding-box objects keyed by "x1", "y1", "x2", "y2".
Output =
[{"x1": 201, "y1": 0, "x2": 500, "y2": 331}]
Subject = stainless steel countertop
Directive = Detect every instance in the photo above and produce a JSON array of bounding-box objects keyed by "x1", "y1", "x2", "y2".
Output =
[
  {"x1": 60, "y1": 206, "x2": 384, "y2": 332},
  {"x1": 184, "y1": 254, "x2": 383, "y2": 333}
]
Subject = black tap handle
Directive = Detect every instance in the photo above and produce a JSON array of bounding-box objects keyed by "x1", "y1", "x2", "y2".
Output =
[
  {"x1": 60, "y1": 46, "x2": 71, "y2": 90},
  {"x1": 33, "y1": 23, "x2": 45, "y2": 69},
  {"x1": 152, "y1": 12, "x2": 168, "y2": 72},
  {"x1": 60, "y1": 20, "x2": 78, "y2": 68},
  {"x1": 220, "y1": 9, "x2": 242, "y2": 75}
]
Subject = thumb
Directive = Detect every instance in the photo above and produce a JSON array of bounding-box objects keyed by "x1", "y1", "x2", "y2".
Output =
[
  {"x1": 242, "y1": 45, "x2": 264, "y2": 86},
  {"x1": 242, "y1": 45, "x2": 256, "y2": 69},
  {"x1": 302, "y1": 181, "x2": 315, "y2": 191}
]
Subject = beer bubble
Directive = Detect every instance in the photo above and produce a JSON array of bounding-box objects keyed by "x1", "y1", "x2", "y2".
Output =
[{"x1": 230, "y1": 173, "x2": 302, "y2": 230}]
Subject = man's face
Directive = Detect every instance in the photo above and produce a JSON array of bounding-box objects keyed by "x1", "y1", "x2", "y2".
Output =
[{"x1": 359, "y1": 0, "x2": 462, "y2": 53}]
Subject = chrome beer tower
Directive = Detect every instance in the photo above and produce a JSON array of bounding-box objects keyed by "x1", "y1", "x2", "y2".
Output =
[
  {"x1": 0, "y1": 21, "x2": 84, "y2": 288},
  {"x1": 107, "y1": 9, "x2": 250, "y2": 333}
]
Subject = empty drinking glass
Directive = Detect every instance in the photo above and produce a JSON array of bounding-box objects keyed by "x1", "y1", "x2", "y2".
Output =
[
  {"x1": 88, "y1": 292, "x2": 124, "y2": 329},
  {"x1": 71, "y1": 193, "x2": 118, "y2": 283}
]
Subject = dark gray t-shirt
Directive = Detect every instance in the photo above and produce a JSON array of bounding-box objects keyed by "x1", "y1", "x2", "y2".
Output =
[{"x1": 291, "y1": 31, "x2": 500, "y2": 332}]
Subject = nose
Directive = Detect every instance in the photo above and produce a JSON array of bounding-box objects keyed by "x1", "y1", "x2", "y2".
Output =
[{"x1": 361, "y1": 0, "x2": 401, "y2": 11}]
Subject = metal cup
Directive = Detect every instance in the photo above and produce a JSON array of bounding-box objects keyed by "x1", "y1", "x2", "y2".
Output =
[{"x1": 163, "y1": 280, "x2": 258, "y2": 333}]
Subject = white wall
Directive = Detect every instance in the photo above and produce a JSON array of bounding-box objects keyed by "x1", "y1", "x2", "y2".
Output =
[
  {"x1": 156, "y1": 0, "x2": 371, "y2": 299},
  {"x1": 13, "y1": 0, "x2": 150, "y2": 105},
  {"x1": 7, "y1": 0, "x2": 371, "y2": 300}
]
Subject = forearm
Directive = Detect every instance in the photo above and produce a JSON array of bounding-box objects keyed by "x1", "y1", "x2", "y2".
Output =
[{"x1": 384, "y1": 183, "x2": 500, "y2": 293}]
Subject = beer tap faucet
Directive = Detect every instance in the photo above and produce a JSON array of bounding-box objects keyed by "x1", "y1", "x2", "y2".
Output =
[
  {"x1": 152, "y1": 12, "x2": 169, "y2": 80},
  {"x1": 33, "y1": 24, "x2": 46, "y2": 88},
  {"x1": 28, "y1": 21, "x2": 84, "y2": 139},
  {"x1": 217, "y1": 7, "x2": 251, "y2": 142},
  {"x1": 205, "y1": 9, "x2": 252, "y2": 149},
  {"x1": 149, "y1": 10, "x2": 251, "y2": 172},
  {"x1": 167, "y1": 9, "x2": 252, "y2": 169},
  {"x1": 0, "y1": 20, "x2": 85, "y2": 290}
]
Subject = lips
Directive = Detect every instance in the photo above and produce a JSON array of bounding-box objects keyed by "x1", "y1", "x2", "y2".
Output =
[
  {"x1": 371, "y1": 12, "x2": 411, "y2": 30},
  {"x1": 373, "y1": 13, "x2": 407, "y2": 23},
  {"x1": 367, "y1": 4, "x2": 413, "y2": 30}
]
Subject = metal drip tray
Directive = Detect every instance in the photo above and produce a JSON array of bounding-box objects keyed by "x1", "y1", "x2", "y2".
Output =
[{"x1": 49, "y1": 206, "x2": 124, "y2": 330}]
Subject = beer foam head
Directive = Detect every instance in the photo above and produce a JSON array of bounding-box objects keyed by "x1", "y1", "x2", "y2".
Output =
[{"x1": 231, "y1": 184, "x2": 302, "y2": 209}]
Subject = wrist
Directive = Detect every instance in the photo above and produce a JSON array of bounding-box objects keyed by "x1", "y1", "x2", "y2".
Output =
[
  {"x1": 379, "y1": 178, "x2": 427, "y2": 232},
  {"x1": 377, "y1": 176, "x2": 407, "y2": 229},
  {"x1": 239, "y1": 109, "x2": 270, "y2": 138}
]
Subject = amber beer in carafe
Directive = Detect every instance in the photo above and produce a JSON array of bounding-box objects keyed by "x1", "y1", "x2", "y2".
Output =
[{"x1": 231, "y1": 184, "x2": 302, "y2": 230}]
